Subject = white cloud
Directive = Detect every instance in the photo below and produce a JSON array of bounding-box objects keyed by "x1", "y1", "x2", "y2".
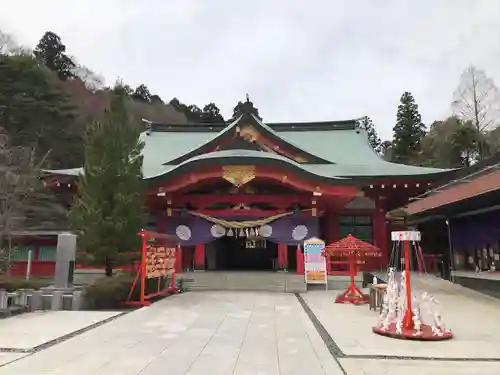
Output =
[{"x1": 1, "y1": 0, "x2": 499, "y2": 139}]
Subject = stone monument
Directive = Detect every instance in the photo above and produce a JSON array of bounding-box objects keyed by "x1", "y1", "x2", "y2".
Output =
[{"x1": 54, "y1": 233, "x2": 77, "y2": 289}]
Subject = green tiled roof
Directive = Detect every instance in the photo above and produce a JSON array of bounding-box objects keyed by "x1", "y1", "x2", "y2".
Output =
[
  {"x1": 277, "y1": 128, "x2": 382, "y2": 165},
  {"x1": 44, "y1": 115, "x2": 451, "y2": 182}
]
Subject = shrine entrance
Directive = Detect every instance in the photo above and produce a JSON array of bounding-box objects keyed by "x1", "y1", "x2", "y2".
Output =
[{"x1": 209, "y1": 236, "x2": 277, "y2": 271}]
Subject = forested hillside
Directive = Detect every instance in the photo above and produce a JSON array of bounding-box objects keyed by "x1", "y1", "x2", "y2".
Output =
[
  {"x1": 0, "y1": 29, "x2": 227, "y2": 169},
  {"x1": 1, "y1": 28, "x2": 500, "y2": 170}
]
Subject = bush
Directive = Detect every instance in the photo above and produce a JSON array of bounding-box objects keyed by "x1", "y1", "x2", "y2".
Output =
[
  {"x1": 84, "y1": 273, "x2": 171, "y2": 310},
  {"x1": 84, "y1": 274, "x2": 134, "y2": 310},
  {"x1": 0, "y1": 277, "x2": 50, "y2": 292}
]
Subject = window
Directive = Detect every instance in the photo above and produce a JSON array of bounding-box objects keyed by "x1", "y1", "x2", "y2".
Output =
[
  {"x1": 339, "y1": 215, "x2": 373, "y2": 243},
  {"x1": 38, "y1": 246, "x2": 57, "y2": 261},
  {"x1": 10, "y1": 246, "x2": 34, "y2": 261}
]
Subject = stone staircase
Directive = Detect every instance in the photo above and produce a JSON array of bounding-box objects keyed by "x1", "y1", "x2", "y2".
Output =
[
  {"x1": 181, "y1": 272, "x2": 307, "y2": 293},
  {"x1": 179, "y1": 272, "x2": 364, "y2": 293},
  {"x1": 326, "y1": 275, "x2": 363, "y2": 290}
]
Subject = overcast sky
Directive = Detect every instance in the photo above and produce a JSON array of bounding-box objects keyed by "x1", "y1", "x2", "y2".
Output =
[{"x1": 1, "y1": 0, "x2": 500, "y2": 140}]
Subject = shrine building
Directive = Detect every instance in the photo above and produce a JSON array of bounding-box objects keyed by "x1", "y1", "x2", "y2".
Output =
[
  {"x1": 390, "y1": 153, "x2": 500, "y2": 281},
  {"x1": 42, "y1": 100, "x2": 452, "y2": 275}
]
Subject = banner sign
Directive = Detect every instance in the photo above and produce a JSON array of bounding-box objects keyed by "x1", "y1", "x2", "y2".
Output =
[
  {"x1": 303, "y1": 238, "x2": 327, "y2": 285},
  {"x1": 146, "y1": 245, "x2": 176, "y2": 279}
]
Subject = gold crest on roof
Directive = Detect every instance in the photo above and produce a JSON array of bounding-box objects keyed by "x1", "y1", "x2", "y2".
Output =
[{"x1": 222, "y1": 165, "x2": 256, "y2": 187}]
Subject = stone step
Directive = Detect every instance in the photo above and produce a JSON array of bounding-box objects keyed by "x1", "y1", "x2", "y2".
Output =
[{"x1": 181, "y1": 272, "x2": 305, "y2": 293}]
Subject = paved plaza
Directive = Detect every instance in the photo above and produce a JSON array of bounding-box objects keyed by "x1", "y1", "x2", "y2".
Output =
[
  {"x1": 0, "y1": 277, "x2": 499, "y2": 374},
  {"x1": 0, "y1": 310, "x2": 121, "y2": 351}
]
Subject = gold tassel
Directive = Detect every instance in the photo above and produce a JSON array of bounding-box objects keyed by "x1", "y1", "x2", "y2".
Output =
[
  {"x1": 227, "y1": 228, "x2": 233, "y2": 236},
  {"x1": 239, "y1": 228, "x2": 245, "y2": 237}
]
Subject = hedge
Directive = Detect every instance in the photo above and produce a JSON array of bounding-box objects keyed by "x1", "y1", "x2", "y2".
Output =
[
  {"x1": 84, "y1": 273, "x2": 183, "y2": 310},
  {"x1": 0, "y1": 277, "x2": 51, "y2": 292}
]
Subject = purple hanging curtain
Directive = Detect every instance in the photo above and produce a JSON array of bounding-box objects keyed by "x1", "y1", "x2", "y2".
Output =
[
  {"x1": 450, "y1": 210, "x2": 500, "y2": 249},
  {"x1": 163, "y1": 214, "x2": 319, "y2": 246}
]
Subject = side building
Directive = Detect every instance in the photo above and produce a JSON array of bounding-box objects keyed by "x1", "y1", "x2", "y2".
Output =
[
  {"x1": 389, "y1": 153, "x2": 500, "y2": 282},
  {"x1": 35, "y1": 101, "x2": 451, "y2": 276}
]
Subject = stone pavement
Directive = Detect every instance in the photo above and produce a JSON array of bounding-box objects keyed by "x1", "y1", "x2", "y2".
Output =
[
  {"x1": 0, "y1": 292, "x2": 343, "y2": 375},
  {"x1": 0, "y1": 354, "x2": 26, "y2": 367},
  {"x1": 0, "y1": 310, "x2": 121, "y2": 351},
  {"x1": 301, "y1": 274, "x2": 500, "y2": 375},
  {"x1": 1, "y1": 278, "x2": 500, "y2": 375}
]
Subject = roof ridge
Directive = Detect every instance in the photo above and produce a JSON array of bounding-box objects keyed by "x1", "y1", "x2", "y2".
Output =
[{"x1": 142, "y1": 118, "x2": 360, "y2": 132}]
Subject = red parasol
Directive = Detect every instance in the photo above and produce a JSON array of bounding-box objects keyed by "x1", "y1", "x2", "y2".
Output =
[
  {"x1": 325, "y1": 234, "x2": 381, "y2": 258},
  {"x1": 325, "y1": 234, "x2": 381, "y2": 304}
]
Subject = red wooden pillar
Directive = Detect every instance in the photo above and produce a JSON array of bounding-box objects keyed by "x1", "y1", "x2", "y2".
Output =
[
  {"x1": 194, "y1": 244, "x2": 205, "y2": 270},
  {"x1": 283, "y1": 244, "x2": 289, "y2": 270},
  {"x1": 373, "y1": 196, "x2": 388, "y2": 269},
  {"x1": 277, "y1": 243, "x2": 287, "y2": 270},
  {"x1": 326, "y1": 211, "x2": 340, "y2": 243},
  {"x1": 175, "y1": 245, "x2": 183, "y2": 273},
  {"x1": 296, "y1": 245, "x2": 304, "y2": 275},
  {"x1": 324, "y1": 209, "x2": 339, "y2": 274}
]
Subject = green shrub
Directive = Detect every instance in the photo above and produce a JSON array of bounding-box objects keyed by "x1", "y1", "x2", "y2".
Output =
[
  {"x1": 84, "y1": 273, "x2": 171, "y2": 310},
  {"x1": 0, "y1": 277, "x2": 50, "y2": 292},
  {"x1": 84, "y1": 274, "x2": 133, "y2": 310}
]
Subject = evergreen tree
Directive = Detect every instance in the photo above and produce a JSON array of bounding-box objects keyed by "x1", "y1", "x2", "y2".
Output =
[
  {"x1": 201, "y1": 103, "x2": 224, "y2": 123},
  {"x1": 132, "y1": 84, "x2": 152, "y2": 102},
  {"x1": 71, "y1": 89, "x2": 145, "y2": 276},
  {"x1": 187, "y1": 104, "x2": 202, "y2": 120},
  {"x1": 33, "y1": 31, "x2": 76, "y2": 80},
  {"x1": 391, "y1": 92, "x2": 426, "y2": 164},
  {"x1": 150, "y1": 94, "x2": 164, "y2": 104},
  {"x1": 0, "y1": 54, "x2": 82, "y2": 168},
  {"x1": 419, "y1": 117, "x2": 480, "y2": 168},
  {"x1": 380, "y1": 140, "x2": 393, "y2": 161},
  {"x1": 359, "y1": 116, "x2": 382, "y2": 154},
  {"x1": 169, "y1": 98, "x2": 205, "y2": 122}
]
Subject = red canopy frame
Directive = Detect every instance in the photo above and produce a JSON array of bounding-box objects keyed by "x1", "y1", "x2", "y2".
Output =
[
  {"x1": 124, "y1": 230, "x2": 180, "y2": 306},
  {"x1": 325, "y1": 234, "x2": 381, "y2": 304}
]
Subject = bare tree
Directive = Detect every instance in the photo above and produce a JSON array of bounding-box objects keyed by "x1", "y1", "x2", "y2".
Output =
[
  {"x1": 0, "y1": 29, "x2": 30, "y2": 56},
  {"x1": 0, "y1": 30, "x2": 17, "y2": 55},
  {"x1": 68, "y1": 55, "x2": 105, "y2": 91},
  {"x1": 452, "y1": 66, "x2": 500, "y2": 158},
  {"x1": 0, "y1": 129, "x2": 44, "y2": 274}
]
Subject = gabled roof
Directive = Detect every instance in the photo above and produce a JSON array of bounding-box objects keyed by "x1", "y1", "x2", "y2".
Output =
[
  {"x1": 43, "y1": 113, "x2": 451, "y2": 183},
  {"x1": 158, "y1": 113, "x2": 332, "y2": 165}
]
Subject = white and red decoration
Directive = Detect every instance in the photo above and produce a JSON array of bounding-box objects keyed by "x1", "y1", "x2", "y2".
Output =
[
  {"x1": 373, "y1": 231, "x2": 453, "y2": 340},
  {"x1": 303, "y1": 238, "x2": 328, "y2": 286}
]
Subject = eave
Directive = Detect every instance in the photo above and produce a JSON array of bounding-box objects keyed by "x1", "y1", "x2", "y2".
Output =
[{"x1": 389, "y1": 164, "x2": 500, "y2": 221}]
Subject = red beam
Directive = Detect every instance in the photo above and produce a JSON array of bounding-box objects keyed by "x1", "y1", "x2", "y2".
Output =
[
  {"x1": 171, "y1": 194, "x2": 309, "y2": 208},
  {"x1": 193, "y1": 208, "x2": 288, "y2": 217},
  {"x1": 148, "y1": 166, "x2": 361, "y2": 197}
]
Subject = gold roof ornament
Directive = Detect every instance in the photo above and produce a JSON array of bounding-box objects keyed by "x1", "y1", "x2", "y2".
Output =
[{"x1": 222, "y1": 165, "x2": 256, "y2": 187}]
